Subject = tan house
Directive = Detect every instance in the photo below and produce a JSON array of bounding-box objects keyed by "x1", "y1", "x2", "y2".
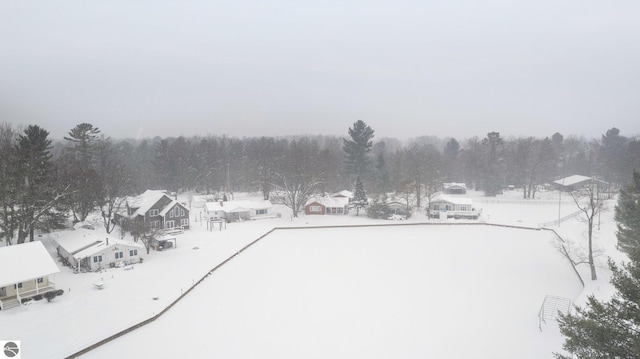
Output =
[
  {"x1": 204, "y1": 200, "x2": 274, "y2": 222},
  {"x1": 0, "y1": 241, "x2": 60, "y2": 310}
]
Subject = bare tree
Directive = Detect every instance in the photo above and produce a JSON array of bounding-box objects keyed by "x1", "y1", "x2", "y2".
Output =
[
  {"x1": 570, "y1": 181, "x2": 605, "y2": 280},
  {"x1": 96, "y1": 140, "x2": 133, "y2": 234}
]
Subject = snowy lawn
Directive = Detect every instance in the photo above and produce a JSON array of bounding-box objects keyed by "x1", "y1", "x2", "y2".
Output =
[{"x1": 88, "y1": 225, "x2": 582, "y2": 359}]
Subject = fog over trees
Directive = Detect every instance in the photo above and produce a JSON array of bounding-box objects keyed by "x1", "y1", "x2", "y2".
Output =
[{"x1": 1, "y1": 121, "x2": 639, "y2": 243}]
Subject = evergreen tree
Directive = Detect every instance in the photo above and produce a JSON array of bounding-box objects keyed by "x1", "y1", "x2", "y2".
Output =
[
  {"x1": 343, "y1": 120, "x2": 375, "y2": 179},
  {"x1": 351, "y1": 176, "x2": 368, "y2": 215},
  {"x1": 615, "y1": 170, "x2": 640, "y2": 254},
  {"x1": 61, "y1": 123, "x2": 103, "y2": 222},
  {"x1": 15, "y1": 125, "x2": 66, "y2": 243},
  {"x1": 481, "y1": 131, "x2": 505, "y2": 196},
  {"x1": 366, "y1": 194, "x2": 391, "y2": 219},
  {"x1": 556, "y1": 176, "x2": 640, "y2": 358},
  {"x1": 556, "y1": 249, "x2": 640, "y2": 358}
]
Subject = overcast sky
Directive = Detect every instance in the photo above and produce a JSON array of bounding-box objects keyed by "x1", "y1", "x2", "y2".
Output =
[{"x1": 1, "y1": 0, "x2": 639, "y2": 141}]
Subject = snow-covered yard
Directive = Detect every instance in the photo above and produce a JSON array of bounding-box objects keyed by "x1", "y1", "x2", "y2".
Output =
[{"x1": 0, "y1": 190, "x2": 622, "y2": 358}]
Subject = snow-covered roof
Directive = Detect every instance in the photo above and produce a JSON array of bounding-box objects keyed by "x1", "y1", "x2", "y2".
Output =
[
  {"x1": 333, "y1": 190, "x2": 353, "y2": 198},
  {"x1": 205, "y1": 200, "x2": 273, "y2": 213},
  {"x1": 0, "y1": 241, "x2": 60, "y2": 288},
  {"x1": 127, "y1": 190, "x2": 170, "y2": 217},
  {"x1": 443, "y1": 182, "x2": 467, "y2": 189},
  {"x1": 55, "y1": 229, "x2": 143, "y2": 260},
  {"x1": 553, "y1": 175, "x2": 608, "y2": 187},
  {"x1": 159, "y1": 200, "x2": 188, "y2": 216},
  {"x1": 431, "y1": 194, "x2": 473, "y2": 206},
  {"x1": 306, "y1": 197, "x2": 349, "y2": 208}
]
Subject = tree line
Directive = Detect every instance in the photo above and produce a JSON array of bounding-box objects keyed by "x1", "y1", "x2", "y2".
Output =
[{"x1": 1, "y1": 121, "x2": 639, "y2": 244}]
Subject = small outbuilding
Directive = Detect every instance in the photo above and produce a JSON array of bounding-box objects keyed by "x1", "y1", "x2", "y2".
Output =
[
  {"x1": 204, "y1": 200, "x2": 274, "y2": 222},
  {"x1": 55, "y1": 229, "x2": 144, "y2": 272},
  {"x1": 0, "y1": 241, "x2": 60, "y2": 310}
]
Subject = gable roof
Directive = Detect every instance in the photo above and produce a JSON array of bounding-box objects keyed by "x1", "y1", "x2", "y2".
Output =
[
  {"x1": 0, "y1": 241, "x2": 60, "y2": 288},
  {"x1": 443, "y1": 182, "x2": 468, "y2": 189},
  {"x1": 431, "y1": 194, "x2": 473, "y2": 206},
  {"x1": 306, "y1": 197, "x2": 349, "y2": 208},
  {"x1": 159, "y1": 200, "x2": 189, "y2": 216},
  {"x1": 55, "y1": 229, "x2": 143, "y2": 260},
  {"x1": 553, "y1": 175, "x2": 608, "y2": 187},
  {"x1": 127, "y1": 190, "x2": 171, "y2": 217}
]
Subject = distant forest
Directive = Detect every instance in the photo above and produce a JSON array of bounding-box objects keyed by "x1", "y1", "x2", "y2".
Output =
[{"x1": 1, "y1": 121, "x2": 638, "y2": 243}]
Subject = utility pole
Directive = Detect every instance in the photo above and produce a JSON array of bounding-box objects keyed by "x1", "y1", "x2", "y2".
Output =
[{"x1": 226, "y1": 163, "x2": 230, "y2": 194}]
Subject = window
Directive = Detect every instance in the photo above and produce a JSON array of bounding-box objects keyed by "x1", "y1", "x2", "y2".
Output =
[
  {"x1": 166, "y1": 220, "x2": 175, "y2": 229},
  {"x1": 115, "y1": 252, "x2": 123, "y2": 259},
  {"x1": 181, "y1": 209, "x2": 186, "y2": 217},
  {"x1": 181, "y1": 218, "x2": 189, "y2": 227},
  {"x1": 150, "y1": 220, "x2": 160, "y2": 229},
  {"x1": 37, "y1": 277, "x2": 44, "y2": 284},
  {"x1": 15, "y1": 283, "x2": 23, "y2": 289},
  {"x1": 337, "y1": 207, "x2": 344, "y2": 214},
  {"x1": 256, "y1": 209, "x2": 267, "y2": 215},
  {"x1": 149, "y1": 209, "x2": 159, "y2": 216},
  {"x1": 460, "y1": 206, "x2": 468, "y2": 211},
  {"x1": 130, "y1": 249, "x2": 138, "y2": 256},
  {"x1": 310, "y1": 205, "x2": 321, "y2": 212},
  {"x1": 93, "y1": 255, "x2": 103, "y2": 263}
]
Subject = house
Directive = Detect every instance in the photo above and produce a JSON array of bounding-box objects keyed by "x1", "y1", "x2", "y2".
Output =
[
  {"x1": 0, "y1": 241, "x2": 60, "y2": 310},
  {"x1": 332, "y1": 190, "x2": 353, "y2": 200},
  {"x1": 54, "y1": 228, "x2": 144, "y2": 272},
  {"x1": 304, "y1": 197, "x2": 350, "y2": 215},
  {"x1": 191, "y1": 194, "x2": 218, "y2": 209},
  {"x1": 387, "y1": 200, "x2": 411, "y2": 217},
  {"x1": 552, "y1": 175, "x2": 609, "y2": 193},
  {"x1": 204, "y1": 200, "x2": 274, "y2": 222},
  {"x1": 428, "y1": 194, "x2": 480, "y2": 219},
  {"x1": 443, "y1": 182, "x2": 468, "y2": 194},
  {"x1": 120, "y1": 190, "x2": 190, "y2": 231}
]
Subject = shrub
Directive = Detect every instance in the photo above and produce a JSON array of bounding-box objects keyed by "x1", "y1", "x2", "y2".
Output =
[
  {"x1": 55, "y1": 289, "x2": 64, "y2": 296},
  {"x1": 33, "y1": 294, "x2": 43, "y2": 301},
  {"x1": 43, "y1": 291, "x2": 57, "y2": 302},
  {"x1": 21, "y1": 297, "x2": 32, "y2": 304}
]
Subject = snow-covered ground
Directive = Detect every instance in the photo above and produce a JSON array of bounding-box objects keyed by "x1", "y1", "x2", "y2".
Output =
[{"x1": 0, "y1": 189, "x2": 622, "y2": 358}]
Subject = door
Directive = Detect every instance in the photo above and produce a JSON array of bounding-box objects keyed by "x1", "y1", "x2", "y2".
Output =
[{"x1": 0, "y1": 287, "x2": 6, "y2": 298}]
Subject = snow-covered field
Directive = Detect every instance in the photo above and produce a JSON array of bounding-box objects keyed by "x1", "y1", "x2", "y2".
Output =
[{"x1": 0, "y1": 189, "x2": 622, "y2": 358}]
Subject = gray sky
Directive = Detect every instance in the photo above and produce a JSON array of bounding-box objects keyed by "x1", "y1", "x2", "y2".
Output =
[{"x1": 1, "y1": 0, "x2": 639, "y2": 141}]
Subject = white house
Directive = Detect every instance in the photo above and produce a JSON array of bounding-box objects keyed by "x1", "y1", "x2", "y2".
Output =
[
  {"x1": 204, "y1": 200, "x2": 274, "y2": 222},
  {"x1": 55, "y1": 229, "x2": 144, "y2": 272},
  {"x1": 0, "y1": 241, "x2": 60, "y2": 310},
  {"x1": 429, "y1": 194, "x2": 480, "y2": 219}
]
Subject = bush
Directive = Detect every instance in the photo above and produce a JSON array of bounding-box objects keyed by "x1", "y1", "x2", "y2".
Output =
[
  {"x1": 366, "y1": 197, "x2": 392, "y2": 219},
  {"x1": 43, "y1": 291, "x2": 57, "y2": 302},
  {"x1": 55, "y1": 289, "x2": 64, "y2": 296},
  {"x1": 33, "y1": 294, "x2": 43, "y2": 301},
  {"x1": 21, "y1": 297, "x2": 32, "y2": 304}
]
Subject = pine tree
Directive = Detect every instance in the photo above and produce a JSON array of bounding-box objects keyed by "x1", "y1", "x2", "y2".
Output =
[
  {"x1": 15, "y1": 125, "x2": 66, "y2": 243},
  {"x1": 556, "y1": 176, "x2": 640, "y2": 358},
  {"x1": 343, "y1": 120, "x2": 375, "y2": 179},
  {"x1": 556, "y1": 250, "x2": 640, "y2": 358},
  {"x1": 351, "y1": 176, "x2": 368, "y2": 215},
  {"x1": 615, "y1": 170, "x2": 640, "y2": 254}
]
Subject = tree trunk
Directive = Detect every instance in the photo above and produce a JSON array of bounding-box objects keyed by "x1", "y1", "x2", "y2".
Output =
[{"x1": 588, "y1": 218, "x2": 597, "y2": 280}]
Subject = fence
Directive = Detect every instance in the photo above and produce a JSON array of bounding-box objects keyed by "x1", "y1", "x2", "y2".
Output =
[{"x1": 537, "y1": 210, "x2": 583, "y2": 228}]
